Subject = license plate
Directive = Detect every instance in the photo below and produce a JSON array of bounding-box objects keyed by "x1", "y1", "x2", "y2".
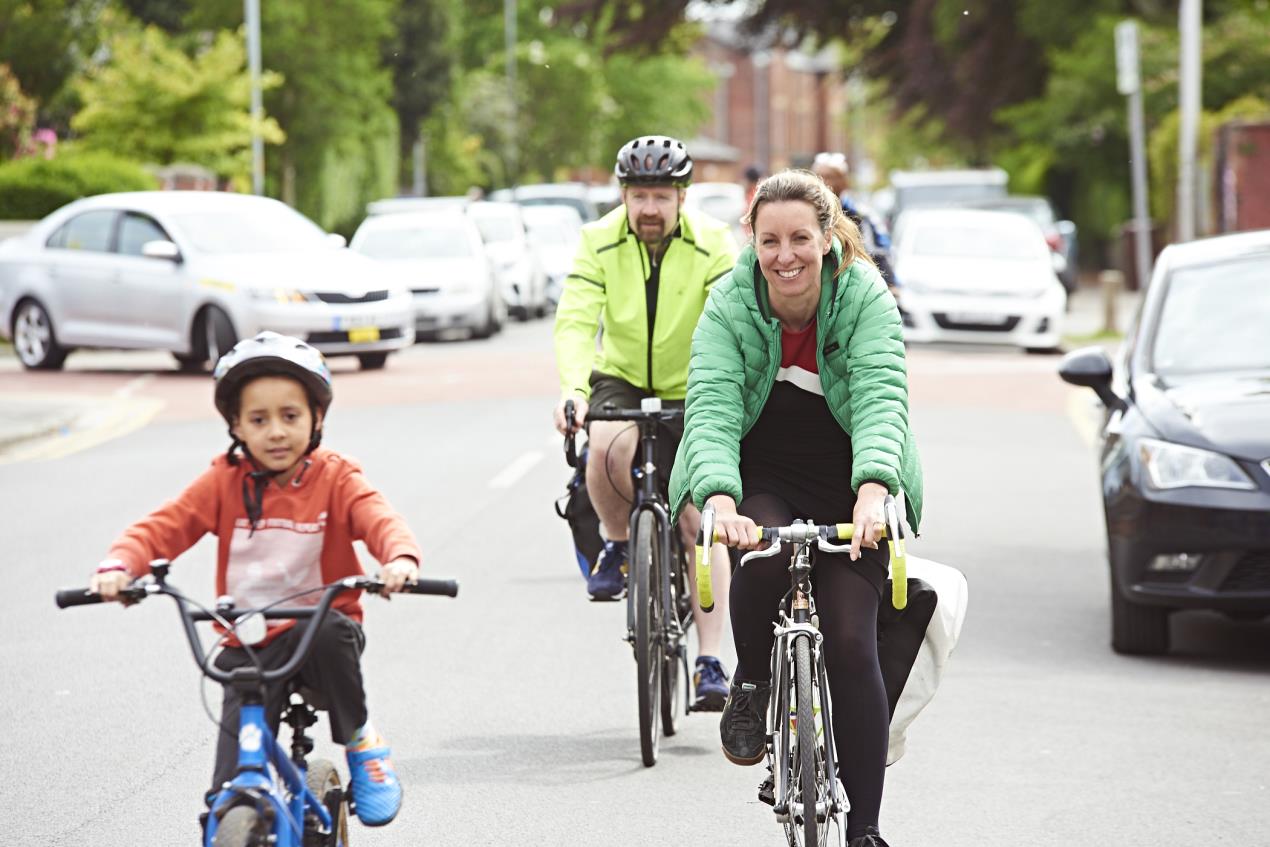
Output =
[
  {"x1": 948, "y1": 312, "x2": 1009, "y2": 325},
  {"x1": 348, "y1": 326, "x2": 380, "y2": 343}
]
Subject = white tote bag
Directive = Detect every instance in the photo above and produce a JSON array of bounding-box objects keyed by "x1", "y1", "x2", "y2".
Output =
[{"x1": 886, "y1": 554, "x2": 969, "y2": 765}]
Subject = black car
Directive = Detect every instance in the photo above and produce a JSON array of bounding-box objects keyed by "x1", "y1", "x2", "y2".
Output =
[{"x1": 1060, "y1": 229, "x2": 1270, "y2": 655}]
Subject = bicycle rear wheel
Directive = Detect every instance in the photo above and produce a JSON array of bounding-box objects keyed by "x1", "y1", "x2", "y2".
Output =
[
  {"x1": 632, "y1": 509, "x2": 662, "y2": 767},
  {"x1": 304, "y1": 759, "x2": 348, "y2": 847}
]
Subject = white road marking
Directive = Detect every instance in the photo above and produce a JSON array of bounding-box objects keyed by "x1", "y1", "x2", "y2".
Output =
[
  {"x1": 1065, "y1": 389, "x2": 1101, "y2": 448},
  {"x1": 489, "y1": 451, "x2": 544, "y2": 489}
]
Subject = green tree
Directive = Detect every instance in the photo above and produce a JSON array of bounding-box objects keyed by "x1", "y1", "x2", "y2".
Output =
[
  {"x1": 387, "y1": 0, "x2": 457, "y2": 187},
  {"x1": 0, "y1": 0, "x2": 105, "y2": 129},
  {"x1": 71, "y1": 25, "x2": 284, "y2": 185},
  {"x1": 0, "y1": 63, "x2": 36, "y2": 160}
]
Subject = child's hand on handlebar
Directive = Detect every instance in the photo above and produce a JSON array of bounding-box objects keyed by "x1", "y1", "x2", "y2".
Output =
[
  {"x1": 89, "y1": 563, "x2": 132, "y2": 602},
  {"x1": 379, "y1": 556, "x2": 420, "y2": 597},
  {"x1": 706, "y1": 495, "x2": 761, "y2": 550},
  {"x1": 554, "y1": 394, "x2": 588, "y2": 435}
]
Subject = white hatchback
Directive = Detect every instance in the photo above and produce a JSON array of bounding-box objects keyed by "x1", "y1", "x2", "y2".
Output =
[
  {"x1": 0, "y1": 191, "x2": 414, "y2": 370},
  {"x1": 892, "y1": 208, "x2": 1066, "y2": 352}
]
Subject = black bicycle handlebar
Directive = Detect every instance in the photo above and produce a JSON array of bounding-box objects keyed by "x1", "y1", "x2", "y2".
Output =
[
  {"x1": 561, "y1": 398, "x2": 683, "y2": 469},
  {"x1": 55, "y1": 573, "x2": 459, "y2": 685}
]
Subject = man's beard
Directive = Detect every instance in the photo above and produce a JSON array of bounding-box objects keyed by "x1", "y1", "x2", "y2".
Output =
[{"x1": 637, "y1": 217, "x2": 667, "y2": 245}]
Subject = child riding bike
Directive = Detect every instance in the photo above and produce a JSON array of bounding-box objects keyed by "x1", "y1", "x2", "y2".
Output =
[{"x1": 88, "y1": 331, "x2": 423, "y2": 830}]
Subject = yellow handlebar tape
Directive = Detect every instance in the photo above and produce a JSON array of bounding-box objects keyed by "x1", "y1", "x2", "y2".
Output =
[{"x1": 695, "y1": 542, "x2": 713, "y2": 613}]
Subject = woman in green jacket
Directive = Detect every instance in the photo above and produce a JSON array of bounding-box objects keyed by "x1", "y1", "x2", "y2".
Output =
[{"x1": 669, "y1": 170, "x2": 922, "y2": 847}]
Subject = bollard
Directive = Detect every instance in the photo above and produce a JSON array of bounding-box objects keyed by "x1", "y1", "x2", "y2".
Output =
[{"x1": 1098, "y1": 269, "x2": 1124, "y2": 335}]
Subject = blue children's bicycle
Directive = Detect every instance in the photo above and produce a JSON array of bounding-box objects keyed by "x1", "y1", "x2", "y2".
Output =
[{"x1": 56, "y1": 559, "x2": 458, "y2": 846}]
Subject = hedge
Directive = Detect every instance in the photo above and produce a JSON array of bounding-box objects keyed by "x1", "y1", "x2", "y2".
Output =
[{"x1": 0, "y1": 153, "x2": 159, "y2": 220}]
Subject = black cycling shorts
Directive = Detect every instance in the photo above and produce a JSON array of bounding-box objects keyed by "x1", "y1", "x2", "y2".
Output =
[{"x1": 587, "y1": 372, "x2": 683, "y2": 491}]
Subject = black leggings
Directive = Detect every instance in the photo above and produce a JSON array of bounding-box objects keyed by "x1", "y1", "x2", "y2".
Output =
[{"x1": 730, "y1": 493, "x2": 889, "y2": 840}]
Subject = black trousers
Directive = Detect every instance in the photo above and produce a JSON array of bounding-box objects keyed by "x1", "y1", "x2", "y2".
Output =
[
  {"x1": 730, "y1": 492, "x2": 890, "y2": 840},
  {"x1": 208, "y1": 610, "x2": 367, "y2": 798}
]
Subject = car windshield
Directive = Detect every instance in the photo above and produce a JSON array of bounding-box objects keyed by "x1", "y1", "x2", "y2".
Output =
[
  {"x1": 472, "y1": 216, "x2": 518, "y2": 243},
  {"x1": 897, "y1": 184, "x2": 1003, "y2": 208},
  {"x1": 172, "y1": 206, "x2": 329, "y2": 253},
  {"x1": 1151, "y1": 253, "x2": 1270, "y2": 375},
  {"x1": 911, "y1": 223, "x2": 1041, "y2": 260},
  {"x1": 526, "y1": 222, "x2": 571, "y2": 245},
  {"x1": 356, "y1": 226, "x2": 475, "y2": 259}
]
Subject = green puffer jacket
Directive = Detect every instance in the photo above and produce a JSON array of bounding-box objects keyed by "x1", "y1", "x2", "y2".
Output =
[{"x1": 669, "y1": 241, "x2": 923, "y2": 531}]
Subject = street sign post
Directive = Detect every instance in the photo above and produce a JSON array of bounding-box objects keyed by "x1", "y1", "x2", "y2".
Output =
[{"x1": 1115, "y1": 20, "x2": 1153, "y2": 289}]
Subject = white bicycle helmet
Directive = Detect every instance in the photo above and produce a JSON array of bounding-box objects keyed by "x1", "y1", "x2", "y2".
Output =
[{"x1": 213, "y1": 331, "x2": 333, "y2": 425}]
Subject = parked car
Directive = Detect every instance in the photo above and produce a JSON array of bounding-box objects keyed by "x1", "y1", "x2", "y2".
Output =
[
  {"x1": 685, "y1": 181, "x2": 746, "y2": 247},
  {"x1": 966, "y1": 195, "x2": 1079, "y2": 293},
  {"x1": 521, "y1": 205, "x2": 583, "y2": 306},
  {"x1": 366, "y1": 195, "x2": 470, "y2": 217},
  {"x1": 464, "y1": 201, "x2": 549, "y2": 320},
  {"x1": 489, "y1": 183, "x2": 602, "y2": 223},
  {"x1": 0, "y1": 192, "x2": 414, "y2": 371},
  {"x1": 349, "y1": 211, "x2": 505, "y2": 340},
  {"x1": 891, "y1": 208, "x2": 1065, "y2": 352},
  {"x1": 884, "y1": 168, "x2": 1009, "y2": 229},
  {"x1": 1059, "y1": 229, "x2": 1270, "y2": 655}
]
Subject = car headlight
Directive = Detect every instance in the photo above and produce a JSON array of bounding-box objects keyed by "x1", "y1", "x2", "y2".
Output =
[
  {"x1": 249, "y1": 287, "x2": 311, "y2": 304},
  {"x1": 1138, "y1": 438, "x2": 1256, "y2": 490}
]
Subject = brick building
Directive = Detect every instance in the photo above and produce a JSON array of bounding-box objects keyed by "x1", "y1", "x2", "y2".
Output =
[{"x1": 687, "y1": 19, "x2": 852, "y2": 184}]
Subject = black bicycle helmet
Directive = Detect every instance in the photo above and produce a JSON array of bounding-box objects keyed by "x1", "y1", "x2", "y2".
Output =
[
  {"x1": 614, "y1": 136, "x2": 693, "y2": 187},
  {"x1": 213, "y1": 331, "x2": 333, "y2": 425}
]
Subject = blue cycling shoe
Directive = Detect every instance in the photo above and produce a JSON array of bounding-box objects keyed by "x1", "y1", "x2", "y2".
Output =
[
  {"x1": 346, "y1": 742, "x2": 402, "y2": 827},
  {"x1": 587, "y1": 540, "x2": 627, "y2": 601},
  {"x1": 693, "y1": 655, "x2": 730, "y2": 712}
]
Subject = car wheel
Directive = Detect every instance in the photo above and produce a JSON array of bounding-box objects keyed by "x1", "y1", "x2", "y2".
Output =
[
  {"x1": 12, "y1": 298, "x2": 68, "y2": 370},
  {"x1": 357, "y1": 352, "x2": 389, "y2": 370},
  {"x1": 1110, "y1": 574, "x2": 1170, "y2": 655},
  {"x1": 190, "y1": 306, "x2": 238, "y2": 368}
]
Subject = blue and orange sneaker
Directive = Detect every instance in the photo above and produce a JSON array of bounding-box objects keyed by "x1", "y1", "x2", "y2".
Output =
[
  {"x1": 346, "y1": 737, "x2": 402, "y2": 827},
  {"x1": 587, "y1": 540, "x2": 627, "y2": 601}
]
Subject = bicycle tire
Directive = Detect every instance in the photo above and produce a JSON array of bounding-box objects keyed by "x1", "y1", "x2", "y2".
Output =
[
  {"x1": 660, "y1": 547, "x2": 688, "y2": 736},
  {"x1": 213, "y1": 805, "x2": 267, "y2": 847},
  {"x1": 632, "y1": 509, "x2": 661, "y2": 767},
  {"x1": 795, "y1": 636, "x2": 820, "y2": 846},
  {"x1": 304, "y1": 759, "x2": 348, "y2": 847}
]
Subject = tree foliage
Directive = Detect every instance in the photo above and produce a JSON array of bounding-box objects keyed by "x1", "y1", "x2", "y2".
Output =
[
  {"x1": 0, "y1": 64, "x2": 36, "y2": 160},
  {"x1": 71, "y1": 25, "x2": 284, "y2": 184}
]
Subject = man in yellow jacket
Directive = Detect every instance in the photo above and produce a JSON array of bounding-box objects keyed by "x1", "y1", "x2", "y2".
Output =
[{"x1": 552, "y1": 135, "x2": 737, "y2": 710}]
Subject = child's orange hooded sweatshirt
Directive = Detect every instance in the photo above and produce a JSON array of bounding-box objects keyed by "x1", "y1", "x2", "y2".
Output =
[{"x1": 107, "y1": 448, "x2": 422, "y2": 641}]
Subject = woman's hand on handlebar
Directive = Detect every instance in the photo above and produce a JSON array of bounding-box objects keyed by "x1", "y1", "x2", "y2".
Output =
[
  {"x1": 89, "y1": 563, "x2": 133, "y2": 602},
  {"x1": 850, "y1": 482, "x2": 888, "y2": 561},
  {"x1": 378, "y1": 556, "x2": 420, "y2": 598},
  {"x1": 554, "y1": 394, "x2": 588, "y2": 436},
  {"x1": 707, "y1": 495, "x2": 761, "y2": 550}
]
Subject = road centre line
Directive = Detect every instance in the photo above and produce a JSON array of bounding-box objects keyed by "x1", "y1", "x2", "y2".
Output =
[
  {"x1": 115, "y1": 374, "x2": 156, "y2": 398},
  {"x1": 489, "y1": 451, "x2": 544, "y2": 489}
]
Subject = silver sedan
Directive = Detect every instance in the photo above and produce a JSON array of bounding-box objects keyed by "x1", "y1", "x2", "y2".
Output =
[{"x1": 0, "y1": 191, "x2": 414, "y2": 370}]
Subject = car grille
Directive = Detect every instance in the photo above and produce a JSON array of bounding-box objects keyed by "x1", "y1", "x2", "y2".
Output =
[
  {"x1": 312, "y1": 290, "x2": 389, "y2": 304},
  {"x1": 306, "y1": 328, "x2": 404, "y2": 344},
  {"x1": 411, "y1": 287, "x2": 441, "y2": 295},
  {"x1": 1220, "y1": 551, "x2": 1270, "y2": 592},
  {"x1": 932, "y1": 313, "x2": 1021, "y2": 332}
]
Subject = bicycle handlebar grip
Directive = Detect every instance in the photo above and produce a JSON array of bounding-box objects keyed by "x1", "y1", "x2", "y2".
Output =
[
  {"x1": 405, "y1": 578, "x2": 459, "y2": 598},
  {"x1": 56, "y1": 587, "x2": 104, "y2": 608},
  {"x1": 695, "y1": 506, "x2": 716, "y2": 613}
]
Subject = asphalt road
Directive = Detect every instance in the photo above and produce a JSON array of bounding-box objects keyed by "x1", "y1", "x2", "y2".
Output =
[{"x1": 2, "y1": 318, "x2": 1267, "y2": 846}]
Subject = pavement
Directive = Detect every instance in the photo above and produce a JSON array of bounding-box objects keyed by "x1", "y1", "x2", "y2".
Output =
[{"x1": 0, "y1": 279, "x2": 1141, "y2": 459}]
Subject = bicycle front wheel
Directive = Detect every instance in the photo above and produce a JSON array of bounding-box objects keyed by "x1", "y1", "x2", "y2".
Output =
[
  {"x1": 213, "y1": 805, "x2": 267, "y2": 847},
  {"x1": 660, "y1": 546, "x2": 690, "y2": 737},
  {"x1": 632, "y1": 509, "x2": 662, "y2": 767},
  {"x1": 794, "y1": 636, "x2": 821, "y2": 847}
]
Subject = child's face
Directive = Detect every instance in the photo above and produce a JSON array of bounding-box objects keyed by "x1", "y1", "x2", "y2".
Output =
[{"x1": 231, "y1": 376, "x2": 323, "y2": 479}]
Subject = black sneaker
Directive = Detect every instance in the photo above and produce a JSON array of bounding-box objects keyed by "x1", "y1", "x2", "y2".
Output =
[
  {"x1": 719, "y1": 679, "x2": 769, "y2": 765},
  {"x1": 848, "y1": 826, "x2": 891, "y2": 847}
]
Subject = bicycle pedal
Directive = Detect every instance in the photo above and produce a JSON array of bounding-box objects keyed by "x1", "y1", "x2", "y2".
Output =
[{"x1": 757, "y1": 776, "x2": 775, "y2": 807}]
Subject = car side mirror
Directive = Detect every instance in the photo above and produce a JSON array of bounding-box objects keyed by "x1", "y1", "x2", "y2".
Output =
[
  {"x1": 326, "y1": 233, "x2": 347, "y2": 248},
  {"x1": 1059, "y1": 346, "x2": 1125, "y2": 411},
  {"x1": 141, "y1": 240, "x2": 182, "y2": 262}
]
